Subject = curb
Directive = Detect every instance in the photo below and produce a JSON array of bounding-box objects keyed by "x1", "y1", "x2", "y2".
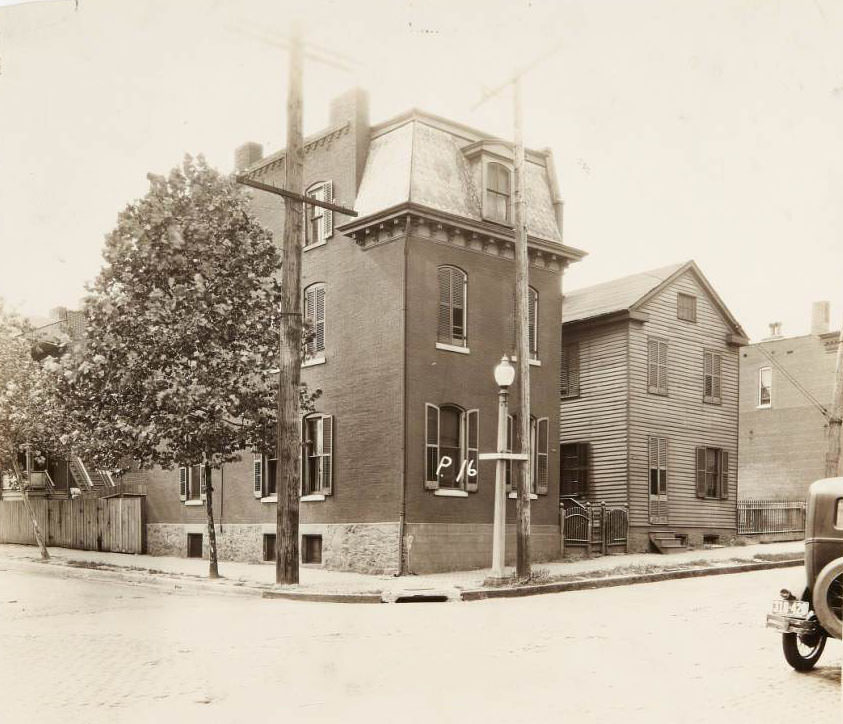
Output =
[
  {"x1": 459, "y1": 558, "x2": 804, "y2": 601},
  {"x1": 0, "y1": 554, "x2": 804, "y2": 604}
]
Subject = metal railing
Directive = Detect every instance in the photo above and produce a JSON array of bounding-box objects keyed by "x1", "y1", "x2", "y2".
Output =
[
  {"x1": 563, "y1": 501, "x2": 629, "y2": 556},
  {"x1": 737, "y1": 499, "x2": 806, "y2": 535}
]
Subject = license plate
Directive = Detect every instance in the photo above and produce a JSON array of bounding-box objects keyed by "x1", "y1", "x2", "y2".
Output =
[{"x1": 771, "y1": 599, "x2": 810, "y2": 618}]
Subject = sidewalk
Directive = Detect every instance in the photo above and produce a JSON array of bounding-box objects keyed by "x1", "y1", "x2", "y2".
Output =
[{"x1": 0, "y1": 540, "x2": 805, "y2": 603}]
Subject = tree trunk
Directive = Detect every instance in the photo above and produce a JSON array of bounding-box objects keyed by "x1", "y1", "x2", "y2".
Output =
[
  {"x1": 11, "y1": 460, "x2": 49, "y2": 560},
  {"x1": 825, "y1": 322, "x2": 843, "y2": 478},
  {"x1": 276, "y1": 20, "x2": 304, "y2": 586},
  {"x1": 203, "y1": 458, "x2": 220, "y2": 579},
  {"x1": 512, "y1": 76, "x2": 532, "y2": 581}
]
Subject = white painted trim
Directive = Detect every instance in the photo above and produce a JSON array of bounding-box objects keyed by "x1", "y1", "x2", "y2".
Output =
[
  {"x1": 300, "y1": 494, "x2": 326, "y2": 502},
  {"x1": 434, "y1": 488, "x2": 469, "y2": 497},
  {"x1": 184, "y1": 500, "x2": 204, "y2": 506},
  {"x1": 261, "y1": 495, "x2": 278, "y2": 504},
  {"x1": 302, "y1": 356, "x2": 326, "y2": 368},
  {"x1": 529, "y1": 359, "x2": 541, "y2": 367},
  {"x1": 508, "y1": 492, "x2": 538, "y2": 500},
  {"x1": 303, "y1": 240, "x2": 327, "y2": 252},
  {"x1": 435, "y1": 342, "x2": 470, "y2": 355},
  {"x1": 478, "y1": 452, "x2": 529, "y2": 461}
]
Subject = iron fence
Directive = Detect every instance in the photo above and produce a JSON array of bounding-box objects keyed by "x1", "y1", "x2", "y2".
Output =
[{"x1": 737, "y1": 499, "x2": 806, "y2": 535}]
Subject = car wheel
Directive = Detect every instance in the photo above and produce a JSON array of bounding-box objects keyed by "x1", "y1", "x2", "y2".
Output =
[
  {"x1": 813, "y1": 557, "x2": 843, "y2": 640},
  {"x1": 782, "y1": 630, "x2": 826, "y2": 671}
]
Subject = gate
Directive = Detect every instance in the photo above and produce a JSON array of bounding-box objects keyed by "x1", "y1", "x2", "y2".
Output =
[{"x1": 563, "y1": 500, "x2": 628, "y2": 557}]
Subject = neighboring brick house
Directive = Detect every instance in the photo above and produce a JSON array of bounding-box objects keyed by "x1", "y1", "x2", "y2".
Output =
[
  {"x1": 134, "y1": 89, "x2": 586, "y2": 574},
  {"x1": 739, "y1": 303, "x2": 840, "y2": 501},
  {"x1": 559, "y1": 261, "x2": 748, "y2": 552}
]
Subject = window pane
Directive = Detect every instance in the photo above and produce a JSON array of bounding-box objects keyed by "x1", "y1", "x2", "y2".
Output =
[
  {"x1": 440, "y1": 407, "x2": 460, "y2": 448},
  {"x1": 267, "y1": 458, "x2": 277, "y2": 496}
]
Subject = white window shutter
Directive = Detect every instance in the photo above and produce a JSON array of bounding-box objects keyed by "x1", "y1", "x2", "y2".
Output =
[
  {"x1": 179, "y1": 467, "x2": 187, "y2": 501},
  {"x1": 322, "y1": 181, "x2": 333, "y2": 240},
  {"x1": 437, "y1": 268, "x2": 451, "y2": 343},
  {"x1": 253, "y1": 454, "x2": 263, "y2": 498},
  {"x1": 536, "y1": 418, "x2": 549, "y2": 494},
  {"x1": 425, "y1": 403, "x2": 440, "y2": 490},
  {"x1": 321, "y1": 415, "x2": 333, "y2": 495}
]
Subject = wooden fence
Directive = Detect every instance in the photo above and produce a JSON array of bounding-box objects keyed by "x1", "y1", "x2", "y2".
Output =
[
  {"x1": 563, "y1": 501, "x2": 629, "y2": 557},
  {"x1": 737, "y1": 499, "x2": 806, "y2": 536},
  {"x1": 0, "y1": 496, "x2": 145, "y2": 554}
]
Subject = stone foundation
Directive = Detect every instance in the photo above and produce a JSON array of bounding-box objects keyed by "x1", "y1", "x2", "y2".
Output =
[{"x1": 627, "y1": 526, "x2": 738, "y2": 553}]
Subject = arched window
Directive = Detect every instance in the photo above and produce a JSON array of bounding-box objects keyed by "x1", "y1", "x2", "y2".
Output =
[
  {"x1": 485, "y1": 162, "x2": 511, "y2": 223},
  {"x1": 437, "y1": 266, "x2": 467, "y2": 347},
  {"x1": 305, "y1": 181, "x2": 333, "y2": 247},
  {"x1": 424, "y1": 403, "x2": 479, "y2": 492},
  {"x1": 303, "y1": 283, "x2": 326, "y2": 361}
]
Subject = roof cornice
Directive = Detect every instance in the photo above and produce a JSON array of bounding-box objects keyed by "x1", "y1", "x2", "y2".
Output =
[{"x1": 240, "y1": 122, "x2": 351, "y2": 178}]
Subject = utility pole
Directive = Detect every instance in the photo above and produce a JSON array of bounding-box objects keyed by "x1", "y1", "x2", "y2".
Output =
[
  {"x1": 511, "y1": 76, "x2": 531, "y2": 580},
  {"x1": 276, "y1": 21, "x2": 304, "y2": 585},
  {"x1": 825, "y1": 322, "x2": 843, "y2": 478}
]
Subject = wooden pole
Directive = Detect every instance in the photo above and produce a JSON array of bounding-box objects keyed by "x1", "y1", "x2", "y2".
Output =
[
  {"x1": 276, "y1": 20, "x2": 304, "y2": 585},
  {"x1": 825, "y1": 321, "x2": 843, "y2": 478},
  {"x1": 513, "y1": 76, "x2": 532, "y2": 581},
  {"x1": 203, "y1": 456, "x2": 220, "y2": 579},
  {"x1": 12, "y1": 458, "x2": 48, "y2": 560}
]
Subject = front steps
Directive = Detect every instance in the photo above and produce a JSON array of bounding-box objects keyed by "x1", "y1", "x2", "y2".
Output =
[{"x1": 649, "y1": 531, "x2": 689, "y2": 554}]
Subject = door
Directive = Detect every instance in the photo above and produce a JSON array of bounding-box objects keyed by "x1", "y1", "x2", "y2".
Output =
[{"x1": 648, "y1": 437, "x2": 668, "y2": 525}]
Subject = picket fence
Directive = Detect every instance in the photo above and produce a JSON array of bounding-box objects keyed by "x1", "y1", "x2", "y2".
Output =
[{"x1": 0, "y1": 496, "x2": 145, "y2": 554}]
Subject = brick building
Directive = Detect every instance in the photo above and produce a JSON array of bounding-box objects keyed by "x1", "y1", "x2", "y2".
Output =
[
  {"x1": 560, "y1": 261, "x2": 747, "y2": 552},
  {"x1": 739, "y1": 303, "x2": 840, "y2": 501},
  {"x1": 136, "y1": 89, "x2": 585, "y2": 573}
]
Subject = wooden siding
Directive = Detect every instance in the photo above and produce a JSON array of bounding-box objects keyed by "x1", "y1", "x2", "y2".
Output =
[
  {"x1": 628, "y1": 270, "x2": 739, "y2": 530},
  {"x1": 0, "y1": 497, "x2": 145, "y2": 554},
  {"x1": 560, "y1": 321, "x2": 630, "y2": 507}
]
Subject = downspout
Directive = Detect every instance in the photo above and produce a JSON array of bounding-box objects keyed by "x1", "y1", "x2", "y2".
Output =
[
  {"x1": 397, "y1": 215, "x2": 411, "y2": 575},
  {"x1": 543, "y1": 148, "x2": 565, "y2": 242}
]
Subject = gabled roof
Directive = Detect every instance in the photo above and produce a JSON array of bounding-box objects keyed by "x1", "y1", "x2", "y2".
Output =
[{"x1": 563, "y1": 260, "x2": 748, "y2": 339}]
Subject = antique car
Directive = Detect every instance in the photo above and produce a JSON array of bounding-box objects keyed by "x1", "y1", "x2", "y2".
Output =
[{"x1": 767, "y1": 477, "x2": 843, "y2": 671}]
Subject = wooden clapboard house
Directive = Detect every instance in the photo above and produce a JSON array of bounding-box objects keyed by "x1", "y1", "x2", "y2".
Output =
[{"x1": 559, "y1": 261, "x2": 748, "y2": 552}]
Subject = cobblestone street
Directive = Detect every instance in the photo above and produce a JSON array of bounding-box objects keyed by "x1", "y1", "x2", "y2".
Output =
[{"x1": 0, "y1": 566, "x2": 839, "y2": 723}]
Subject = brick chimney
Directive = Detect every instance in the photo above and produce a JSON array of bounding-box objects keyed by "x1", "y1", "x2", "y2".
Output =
[
  {"x1": 764, "y1": 322, "x2": 783, "y2": 340},
  {"x1": 234, "y1": 142, "x2": 264, "y2": 173},
  {"x1": 329, "y1": 88, "x2": 370, "y2": 189},
  {"x1": 811, "y1": 301, "x2": 830, "y2": 336}
]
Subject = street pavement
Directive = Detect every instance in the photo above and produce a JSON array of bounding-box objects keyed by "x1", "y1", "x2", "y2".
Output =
[{"x1": 0, "y1": 564, "x2": 839, "y2": 723}]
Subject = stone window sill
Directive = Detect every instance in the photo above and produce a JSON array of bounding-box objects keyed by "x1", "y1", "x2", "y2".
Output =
[
  {"x1": 435, "y1": 342, "x2": 470, "y2": 355},
  {"x1": 303, "y1": 240, "x2": 327, "y2": 252},
  {"x1": 300, "y1": 494, "x2": 326, "y2": 502},
  {"x1": 508, "y1": 492, "x2": 538, "y2": 500},
  {"x1": 184, "y1": 500, "x2": 204, "y2": 506},
  {"x1": 302, "y1": 356, "x2": 326, "y2": 368},
  {"x1": 434, "y1": 488, "x2": 468, "y2": 497},
  {"x1": 261, "y1": 495, "x2": 277, "y2": 504}
]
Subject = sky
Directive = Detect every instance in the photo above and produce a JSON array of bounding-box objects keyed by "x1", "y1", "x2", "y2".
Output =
[{"x1": 1, "y1": 0, "x2": 842, "y2": 341}]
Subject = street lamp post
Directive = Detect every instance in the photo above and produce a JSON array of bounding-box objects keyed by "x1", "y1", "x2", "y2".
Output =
[{"x1": 480, "y1": 356, "x2": 523, "y2": 583}]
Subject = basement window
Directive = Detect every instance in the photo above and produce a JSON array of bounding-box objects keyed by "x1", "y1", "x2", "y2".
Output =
[
  {"x1": 263, "y1": 534, "x2": 276, "y2": 562},
  {"x1": 302, "y1": 534, "x2": 322, "y2": 564}
]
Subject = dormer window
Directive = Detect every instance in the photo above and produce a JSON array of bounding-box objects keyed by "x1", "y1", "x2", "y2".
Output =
[{"x1": 484, "y1": 162, "x2": 511, "y2": 224}]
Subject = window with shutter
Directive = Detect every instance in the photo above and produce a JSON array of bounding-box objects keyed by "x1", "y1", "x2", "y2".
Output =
[
  {"x1": 304, "y1": 181, "x2": 332, "y2": 246},
  {"x1": 695, "y1": 447, "x2": 707, "y2": 499},
  {"x1": 437, "y1": 267, "x2": 467, "y2": 347},
  {"x1": 303, "y1": 415, "x2": 325, "y2": 496},
  {"x1": 320, "y1": 415, "x2": 333, "y2": 495},
  {"x1": 536, "y1": 418, "x2": 549, "y2": 495},
  {"x1": 696, "y1": 446, "x2": 727, "y2": 499},
  {"x1": 179, "y1": 466, "x2": 187, "y2": 501},
  {"x1": 561, "y1": 342, "x2": 580, "y2": 398},
  {"x1": 438, "y1": 405, "x2": 462, "y2": 489},
  {"x1": 528, "y1": 287, "x2": 538, "y2": 360},
  {"x1": 303, "y1": 283, "x2": 326, "y2": 361},
  {"x1": 720, "y1": 450, "x2": 729, "y2": 500},
  {"x1": 560, "y1": 442, "x2": 590, "y2": 497},
  {"x1": 253, "y1": 455, "x2": 262, "y2": 498},
  {"x1": 648, "y1": 338, "x2": 668, "y2": 395},
  {"x1": 648, "y1": 437, "x2": 667, "y2": 496},
  {"x1": 703, "y1": 351, "x2": 722, "y2": 404}
]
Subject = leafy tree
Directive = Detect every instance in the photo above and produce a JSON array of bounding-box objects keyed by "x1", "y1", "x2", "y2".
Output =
[
  {"x1": 61, "y1": 156, "x2": 318, "y2": 578},
  {"x1": 0, "y1": 302, "x2": 66, "y2": 560}
]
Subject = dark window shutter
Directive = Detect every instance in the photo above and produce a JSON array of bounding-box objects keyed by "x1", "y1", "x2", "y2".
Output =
[
  {"x1": 536, "y1": 418, "x2": 549, "y2": 494},
  {"x1": 658, "y1": 342, "x2": 668, "y2": 392},
  {"x1": 695, "y1": 447, "x2": 706, "y2": 498},
  {"x1": 648, "y1": 339, "x2": 658, "y2": 388},
  {"x1": 505, "y1": 414, "x2": 514, "y2": 493},
  {"x1": 315, "y1": 285, "x2": 325, "y2": 353},
  {"x1": 321, "y1": 415, "x2": 333, "y2": 495},
  {"x1": 528, "y1": 288, "x2": 537, "y2": 358},
  {"x1": 179, "y1": 467, "x2": 187, "y2": 501},
  {"x1": 437, "y1": 268, "x2": 451, "y2": 343},
  {"x1": 452, "y1": 271, "x2": 466, "y2": 343},
  {"x1": 300, "y1": 417, "x2": 305, "y2": 496},
  {"x1": 713, "y1": 354, "x2": 722, "y2": 399},
  {"x1": 465, "y1": 409, "x2": 479, "y2": 492},
  {"x1": 720, "y1": 450, "x2": 729, "y2": 500},
  {"x1": 253, "y1": 455, "x2": 263, "y2": 498},
  {"x1": 425, "y1": 404, "x2": 440, "y2": 489}
]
